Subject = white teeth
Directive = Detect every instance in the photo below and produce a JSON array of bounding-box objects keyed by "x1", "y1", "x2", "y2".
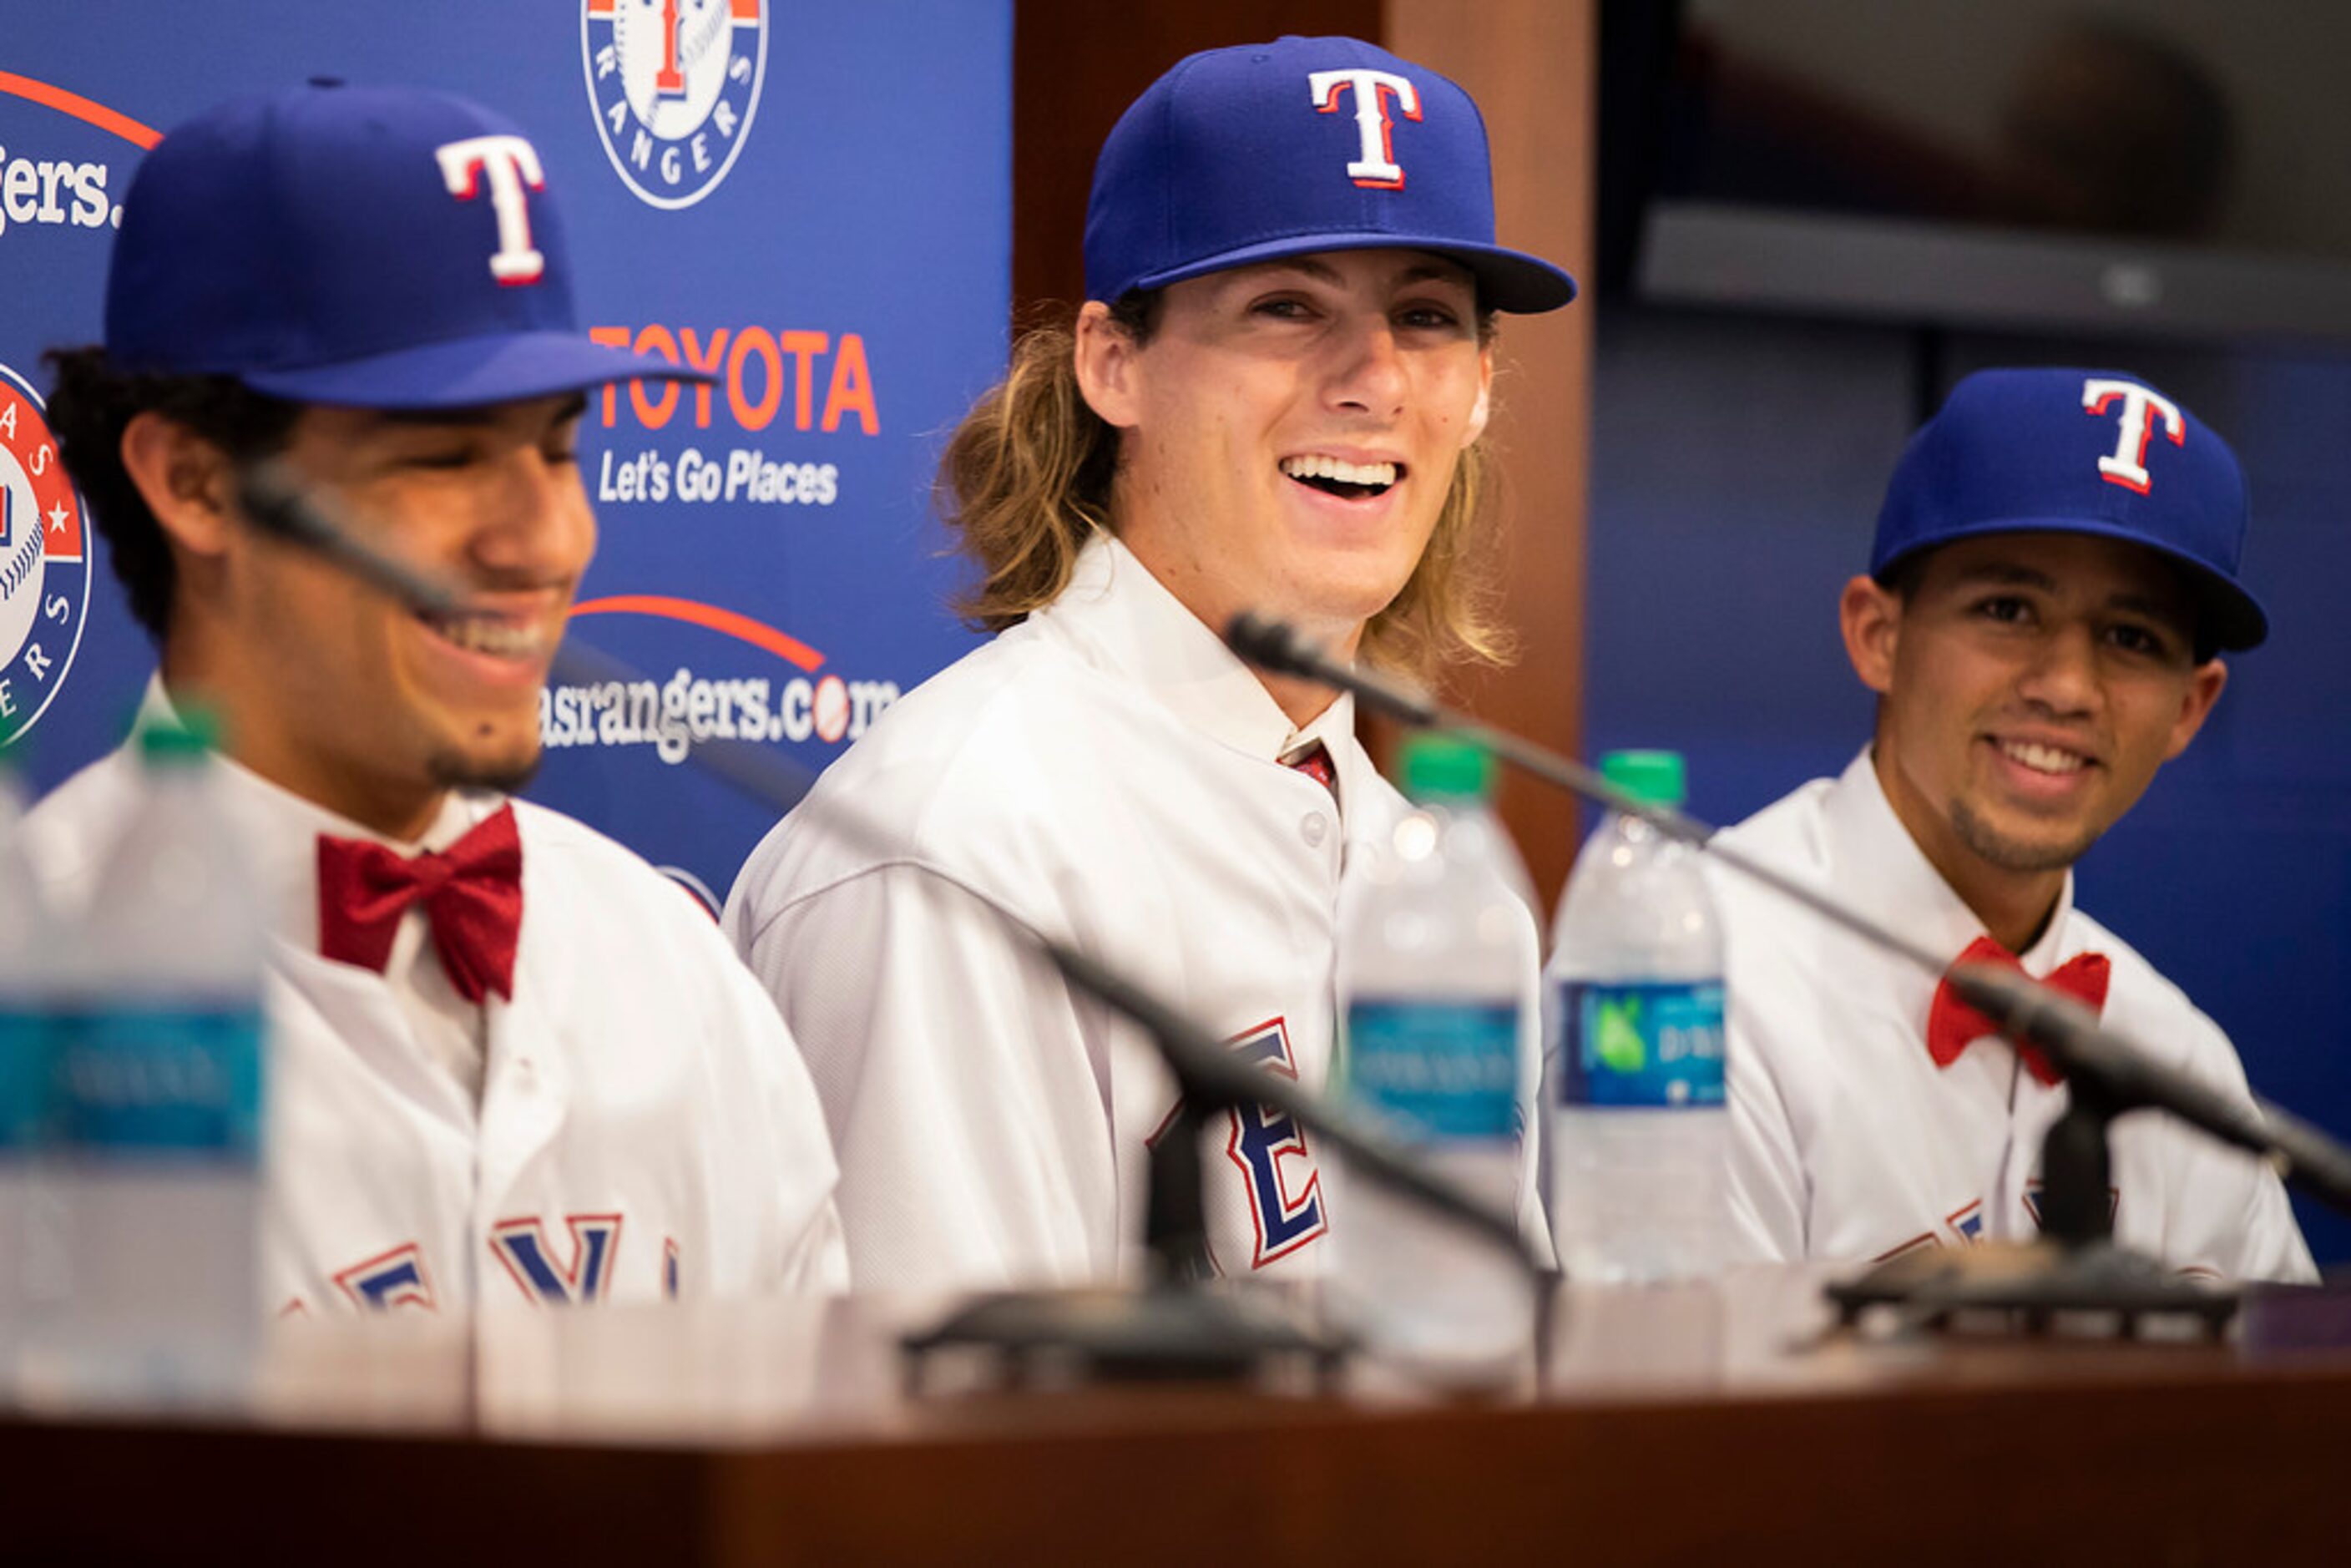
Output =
[
  {"x1": 1280, "y1": 454, "x2": 1398, "y2": 488},
  {"x1": 431, "y1": 616, "x2": 544, "y2": 659},
  {"x1": 2002, "y1": 741, "x2": 2086, "y2": 776}
]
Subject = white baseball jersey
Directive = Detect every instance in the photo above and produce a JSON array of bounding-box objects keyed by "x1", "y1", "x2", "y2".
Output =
[
  {"x1": 1709, "y1": 750, "x2": 2314, "y2": 1282},
  {"x1": 726, "y1": 533, "x2": 1528, "y2": 1294},
  {"x1": 25, "y1": 732, "x2": 848, "y2": 1313}
]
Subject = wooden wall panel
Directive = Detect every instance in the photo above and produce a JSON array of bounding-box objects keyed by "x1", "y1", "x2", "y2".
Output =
[
  {"x1": 1014, "y1": 2, "x2": 1380, "y2": 321},
  {"x1": 1383, "y1": 0, "x2": 1594, "y2": 915}
]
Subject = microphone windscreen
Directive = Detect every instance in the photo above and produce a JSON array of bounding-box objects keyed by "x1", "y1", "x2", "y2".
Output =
[
  {"x1": 1224, "y1": 610, "x2": 1307, "y2": 677},
  {"x1": 236, "y1": 460, "x2": 336, "y2": 551},
  {"x1": 1944, "y1": 962, "x2": 2107, "y2": 1063}
]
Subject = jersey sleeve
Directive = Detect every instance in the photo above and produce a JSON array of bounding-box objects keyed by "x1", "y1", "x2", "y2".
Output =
[
  {"x1": 2229, "y1": 1153, "x2": 2318, "y2": 1284},
  {"x1": 703, "y1": 948, "x2": 852, "y2": 1296},
  {"x1": 619, "y1": 866, "x2": 852, "y2": 1300},
  {"x1": 728, "y1": 858, "x2": 1123, "y2": 1295},
  {"x1": 1725, "y1": 990, "x2": 1809, "y2": 1264},
  {"x1": 775, "y1": 1191, "x2": 851, "y2": 1294},
  {"x1": 2144, "y1": 1009, "x2": 2318, "y2": 1286},
  {"x1": 2173, "y1": 1107, "x2": 2318, "y2": 1285},
  {"x1": 1701, "y1": 850, "x2": 1813, "y2": 1264}
]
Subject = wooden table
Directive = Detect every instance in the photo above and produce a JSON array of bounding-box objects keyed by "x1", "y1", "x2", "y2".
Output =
[{"x1": 6, "y1": 1269, "x2": 2347, "y2": 1565}]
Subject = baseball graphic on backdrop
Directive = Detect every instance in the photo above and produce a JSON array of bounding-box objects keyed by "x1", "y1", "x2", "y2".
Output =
[
  {"x1": 0, "y1": 362, "x2": 93, "y2": 749},
  {"x1": 610, "y1": 0, "x2": 733, "y2": 134},
  {"x1": 0, "y1": 446, "x2": 43, "y2": 672},
  {"x1": 583, "y1": 0, "x2": 767, "y2": 210}
]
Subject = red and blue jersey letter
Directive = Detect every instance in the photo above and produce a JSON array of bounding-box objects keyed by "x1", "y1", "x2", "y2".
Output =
[{"x1": 489, "y1": 1213, "x2": 624, "y2": 1304}]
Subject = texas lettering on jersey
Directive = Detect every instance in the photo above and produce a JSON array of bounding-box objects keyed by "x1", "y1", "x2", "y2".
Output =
[
  {"x1": 490, "y1": 1213, "x2": 625, "y2": 1304},
  {"x1": 284, "y1": 1213, "x2": 684, "y2": 1312},
  {"x1": 1870, "y1": 1185, "x2": 2122, "y2": 1262},
  {"x1": 334, "y1": 1241, "x2": 439, "y2": 1311},
  {"x1": 1147, "y1": 1015, "x2": 1331, "y2": 1276},
  {"x1": 1222, "y1": 1017, "x2": 1329, "y2": 1268}
]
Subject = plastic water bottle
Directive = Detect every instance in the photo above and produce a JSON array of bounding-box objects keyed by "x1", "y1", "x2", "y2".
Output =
[
  {"x1": 1548, "y1": 750, "x2": 1728, "y2": 1284},
  {"x1": 44, "y1": 714, "x2": 266, "y2": 1403},
  {"x1": 0, "y1": 761, "x2": 46, "y2": 1353},
  {"x1": 1335, "y1": 734, "x2": 1539, "y2": 1371}
]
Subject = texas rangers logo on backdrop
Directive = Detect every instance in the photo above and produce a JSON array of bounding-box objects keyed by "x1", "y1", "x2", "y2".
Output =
[
  {"x1": 582, "y1": 0, "x2": 767, "y2": 210},
  {"x1": 0, "y1": 362, "x2": 89, "y2": 750}
]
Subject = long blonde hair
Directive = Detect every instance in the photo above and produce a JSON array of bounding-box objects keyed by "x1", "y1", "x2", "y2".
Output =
[{"x1": 936, "y1": 300, "x2": 1512, "y2": 680}]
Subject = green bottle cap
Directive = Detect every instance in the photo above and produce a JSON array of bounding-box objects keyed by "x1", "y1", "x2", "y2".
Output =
[
  {"x1": 1401, "y1": 733, "x2": 1494, "y2": 802},
  {"x1": 139, "y1": 706, "x2": 223, "y2": 765},
  {"x1": 1600, "y1": 749, "x2": 1686, "y2": 807}
]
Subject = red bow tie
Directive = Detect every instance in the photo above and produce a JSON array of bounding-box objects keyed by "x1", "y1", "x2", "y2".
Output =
[
  {"x1": 316, "y1": 804, "x2": 523, "y2": 1004},
  {"x1": 1927, "y1": 934, "x2": 2110, "y2": 1087}
]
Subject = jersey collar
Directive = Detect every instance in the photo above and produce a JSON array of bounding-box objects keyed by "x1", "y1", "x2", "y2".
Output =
[
  {"x1": 1037, "y1": 532, "x2": 1360, "y2": 767},
  {"x1": 140, "y1": 673, "x2": 502, "y2": 948},
  {"x1": 1823, "y1": 746, "x2": 2079, "y2": 976}
]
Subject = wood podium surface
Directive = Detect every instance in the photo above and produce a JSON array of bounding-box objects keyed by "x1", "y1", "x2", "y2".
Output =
[{"x1": 6, "y1": 1268, "x2": 2348, "y2": 1565}]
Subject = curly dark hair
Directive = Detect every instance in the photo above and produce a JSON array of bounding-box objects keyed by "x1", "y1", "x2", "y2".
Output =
[{"x1": 42, "y1": 346, "x2": 301, "y2": 643}]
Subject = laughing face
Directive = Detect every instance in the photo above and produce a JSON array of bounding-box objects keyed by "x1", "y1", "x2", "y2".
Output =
[
  {"x1": 1074, "y1": 249, "x2": 1493, "y2": 675},
  {"x1": 146, "y1": 392, "x2": 592, "y2": 839},
  {"x1": 1843, "y1": 531, "x2": 2227, "y2": 942}
]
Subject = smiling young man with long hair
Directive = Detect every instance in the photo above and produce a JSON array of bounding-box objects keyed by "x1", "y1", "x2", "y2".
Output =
[{"x1": 726, "y1": 37, "x2": 1575, "y2": 1292}]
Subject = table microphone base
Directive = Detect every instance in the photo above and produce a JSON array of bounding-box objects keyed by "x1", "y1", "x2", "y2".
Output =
[
  {"x1": 1826, "y1": 1239, "x2": 2238, "y2": 1339},
  {"x1": 902, "y1": 1286, "x2": 1352, "y2": 1390}
]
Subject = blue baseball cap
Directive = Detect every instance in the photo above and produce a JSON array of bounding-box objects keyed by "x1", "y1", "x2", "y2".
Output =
[
  {"x1": 104, "y1": 80, "x2": 702, "y2": 410},
  {"x1": 1872, "y1": 367, "x2": 2265, "y2": 651},
  {"x1": 1084, "y1": 36, "x2": 1576, "y2": 314}
]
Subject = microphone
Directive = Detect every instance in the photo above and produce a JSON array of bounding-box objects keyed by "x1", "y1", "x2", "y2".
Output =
[
  {"x1": 230, "y1": 467, "x2": 1544, "y2": 1367},
  {"x1": 240, "y1": 460, "x2": 472, "y2": 620},
  {"x1": 1226, "y1": 615, "x2": 1957, "y2": 975},
  {"x1": 1225, "y1": 609, "x2": 2351, "y2": 1222},
  {"x1": 1944, "y1": 964, "x2": 2351, "y2": 1207},
  {"x1": 1226, "y1": 612, "x2": 1438, "y2": 726}
]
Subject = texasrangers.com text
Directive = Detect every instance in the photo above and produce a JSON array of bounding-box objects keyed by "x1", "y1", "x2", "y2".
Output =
[
  {"x1": 0, "y1": 148, "x2": 116, "y2": 236},
  {"x1": 540, "y1": 665, "x2": 900, "y2": 764}
]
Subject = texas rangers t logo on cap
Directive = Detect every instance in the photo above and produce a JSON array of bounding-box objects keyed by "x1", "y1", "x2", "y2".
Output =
[
  {"x1": 1309, "y1": 68, "x2": 1422, "y2": 190},
  {"x1": 435, "y1": 134, "x2": 548, "y2": 286},
  {"x1": 2084, "y1": 377, "x2": 2185, "y2": 495}
]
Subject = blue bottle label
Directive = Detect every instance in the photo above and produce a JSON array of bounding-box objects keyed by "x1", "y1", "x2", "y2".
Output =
[
  {"x1": 1345, "y1": 999, "x2": 1520, "y2": 1141},
  {"x1": 51, "y1": 1004, "x2": 264, "y2": 1161},
  {"x1": 1560, "y1": 980, "x2": 1726, "y2": 1110},
  {"x1": 0, "y1": 1009, "x2": 44, "y2": 1156}
]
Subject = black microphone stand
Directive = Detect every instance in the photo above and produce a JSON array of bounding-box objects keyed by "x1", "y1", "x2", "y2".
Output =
[
  {"x1": 235, "y1": 467, "x2": 1547, "y2": 1386},
  {"x1": 1831, "y1": 1082, "x2": 2227, "y2": 1338},
  {"x1": 1226, "y1": 613, "x2": 2351, "y2": 1337}
]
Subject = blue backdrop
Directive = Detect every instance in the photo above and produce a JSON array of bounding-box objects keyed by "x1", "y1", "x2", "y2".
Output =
[{"x1": 0, "y1": 1, "x2": 1007, "y2": 911}]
